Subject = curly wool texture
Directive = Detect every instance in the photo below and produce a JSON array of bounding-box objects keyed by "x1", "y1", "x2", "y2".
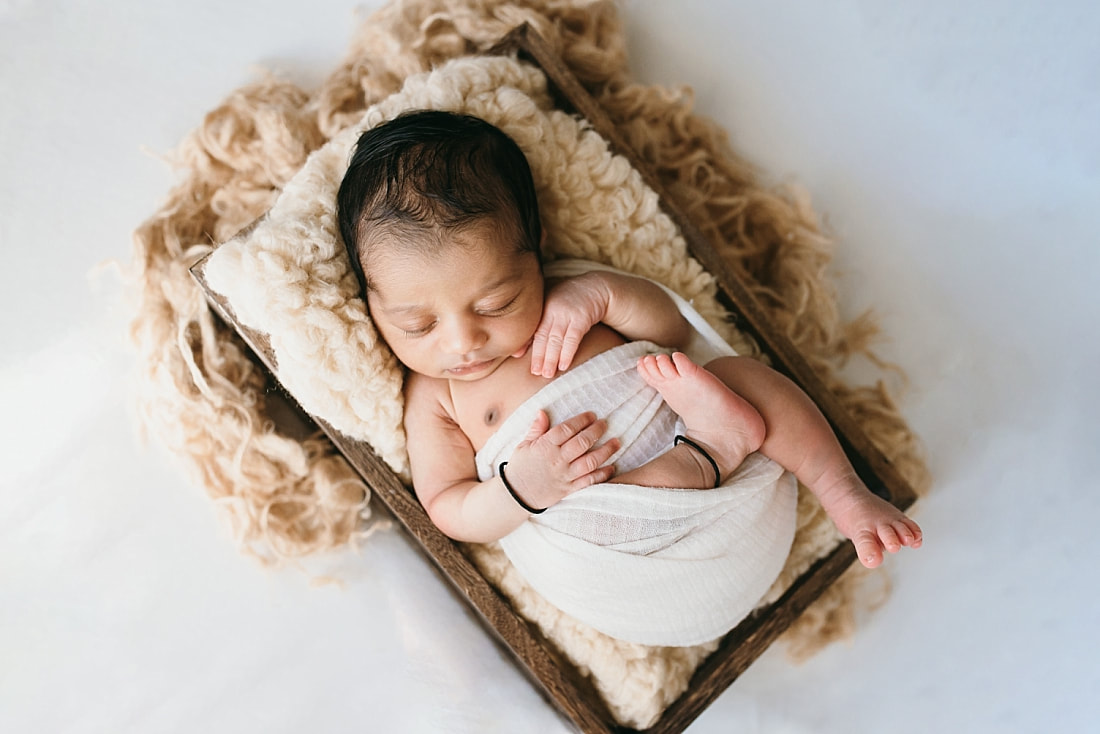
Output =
[
  {"x1": 128, "y1": 0, "x2": 930, "y2": 728},
  {"x1": 205, "y1": 56, "x2": 836, "y2": 725}
]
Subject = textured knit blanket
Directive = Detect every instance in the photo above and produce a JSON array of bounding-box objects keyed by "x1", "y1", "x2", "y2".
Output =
[{"x1": 478, "y1": 339, "x2": 798, "y2": 647}]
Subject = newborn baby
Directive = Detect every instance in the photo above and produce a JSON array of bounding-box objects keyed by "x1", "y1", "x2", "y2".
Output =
[{"x1": 336, "y1": 109, "x2": 921, "y2": 644}]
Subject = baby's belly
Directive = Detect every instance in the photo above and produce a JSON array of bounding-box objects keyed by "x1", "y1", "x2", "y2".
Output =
[{"x1": 455, "y1": 325, "x2": 626, "y2": 451}]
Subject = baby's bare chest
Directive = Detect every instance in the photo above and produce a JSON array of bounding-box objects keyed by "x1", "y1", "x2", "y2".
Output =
[
  {"x1": 452, "y1": 361, "x2": 549, "y2": 451},
  {"x1": 451, "y1": 325, "x2": 626, "y2": 451}
]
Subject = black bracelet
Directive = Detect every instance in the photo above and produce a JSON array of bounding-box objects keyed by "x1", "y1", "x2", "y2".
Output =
[
  {"x1": 674, "y1": 434, "x2": 722, "y2": 489},
  {"x1": 498, "y1": 462, "x2": 547, "y2": 514}
]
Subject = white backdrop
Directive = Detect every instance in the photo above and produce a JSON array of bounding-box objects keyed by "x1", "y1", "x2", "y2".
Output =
[{"x1": 2, "y1": 1, "x2": 1097, "y2": 732}]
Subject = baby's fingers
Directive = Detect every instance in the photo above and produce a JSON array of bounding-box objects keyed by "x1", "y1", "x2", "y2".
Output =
[
  {"x1": 533, "y1": 329, "x2": 569, "y2": 378},
  {"x1": 529, "y1": 322, "x2": 585, "y2": 378},
  {"x1": 565, "y1": 441, "x2": 619, "y2": 489},
  {"x1": 520, "y1": 410, "x2": 551, "y2": 445},
  {"x1": 528, "y1": 322, "x2": 552, "y2": 376},
  {"x1": 559, "y1": 417, "x2": 615, "y2": 462},
  {"x1": 529, "y1": 317, "x2": 569, "y2": 377},
  {"x1": 571, "y1": 464, "x2": 616, "y2": 490},
  {"x1": 575, "y1": 437, "x2": 620, "y2": 474},
  {"x1": 551, "y1": 324, "x2": 585, "y2": 376},
  {"x1": 544, "y1": 411, "x2": 600, "y2": 446}
]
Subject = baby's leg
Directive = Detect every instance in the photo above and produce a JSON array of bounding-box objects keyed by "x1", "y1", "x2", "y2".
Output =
[
  {"x1": 610, "y1": 352, "x2": 764, "y2": 491},
  {"x1": 704, "y1": 356, "x2": 922, "y2": 568},
  {"x1": 636, "y1": 352, "x2": 765, "y2": 484}
]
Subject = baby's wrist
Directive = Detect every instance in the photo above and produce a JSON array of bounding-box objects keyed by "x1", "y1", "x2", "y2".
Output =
[
  {"x1": 499, "y1": 461, "x2": 547, "y2": 514},
  {"x1": 584, "y1": 271, "x2": 613, "y2": 315}
]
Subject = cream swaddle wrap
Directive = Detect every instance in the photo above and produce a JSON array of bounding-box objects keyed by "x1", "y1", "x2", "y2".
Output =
[{"x1": 475, "y1": 260, "x2": 798, "y2": 647}]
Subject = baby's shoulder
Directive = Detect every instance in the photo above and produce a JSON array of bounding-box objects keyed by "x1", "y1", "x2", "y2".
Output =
[{"x1": 404, "y1": 372, "x2": 456, "y2": 421}]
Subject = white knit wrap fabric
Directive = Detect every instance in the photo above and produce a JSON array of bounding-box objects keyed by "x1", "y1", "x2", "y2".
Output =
[{"x1": 474, "y1": 283, "x2": 797, "y2": 646}]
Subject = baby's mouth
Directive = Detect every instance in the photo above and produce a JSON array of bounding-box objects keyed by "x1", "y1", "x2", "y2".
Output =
[{"x1": 447, "y1": 358, "x2": 495, "y2": 376}]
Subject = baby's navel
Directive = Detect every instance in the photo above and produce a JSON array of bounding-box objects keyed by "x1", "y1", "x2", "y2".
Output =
[{"x1": 484, "y1": 405, "x2": 500, "y2": 427}]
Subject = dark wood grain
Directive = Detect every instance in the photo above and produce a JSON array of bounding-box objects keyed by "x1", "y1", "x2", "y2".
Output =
[{"x1": 190, "y1": 24, "x2": 919, "y2": 734}]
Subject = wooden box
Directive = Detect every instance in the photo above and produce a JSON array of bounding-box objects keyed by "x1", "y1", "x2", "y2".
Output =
[{"x1": 191, "y1": 24, "x2": 916, "y2": 734}]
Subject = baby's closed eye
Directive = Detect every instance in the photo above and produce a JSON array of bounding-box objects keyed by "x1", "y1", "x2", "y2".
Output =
[
  {"x1": 477, "y1": 294, "x2": 520, "y2": 316},
  {"x1": 401, "y1": 322, "x2": 436, "y2": 337}
]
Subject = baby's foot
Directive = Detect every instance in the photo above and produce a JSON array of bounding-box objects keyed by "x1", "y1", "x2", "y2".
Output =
[
  {"x1": 818, "y1": 480, "x2": 924, "y2": 568},
  {"x1": 637, "y1": 352, "x2": 766, "y2": 485}
]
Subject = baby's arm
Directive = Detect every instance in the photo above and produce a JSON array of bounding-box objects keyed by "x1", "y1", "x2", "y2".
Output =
[
  {"x1": 529, "y1": 271, "x2": 691, "y2": 377},
  {"x1": 405, "y1": 373, "x2": 620, "y2": 542}
]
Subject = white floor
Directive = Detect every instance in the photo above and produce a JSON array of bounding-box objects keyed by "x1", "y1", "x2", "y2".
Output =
[{"x1": 2, "y1": 1, "x2": 1097, "y2": 732}]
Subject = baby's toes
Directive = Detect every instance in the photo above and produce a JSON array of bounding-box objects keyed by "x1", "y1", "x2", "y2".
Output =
[
  {"x1": 669, "y1": 351, "x2": 695, "y2": 377},
  {"x1": 637, "y1": 356, "x2": 660, "y2": 382},
  {"x1": 653, "y1": 353, "x2": 678, "y2": 379},
  {"x1": 892, "y1": 521, "x2": 915, "y2": 547},
  {"x1": 901, "y1": 518, "x2": 923, "y2": 548},
  {"x1": 853, "y1": 531, "x2": 884, "y2": 569},
  {"x1": 878, "y1": 524, "x2": 902, "y2": 553}
]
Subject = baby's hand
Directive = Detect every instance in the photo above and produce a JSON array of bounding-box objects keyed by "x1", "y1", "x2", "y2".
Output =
[
  {"x1": 530, "y1": 274, "x2": 609, "y2": 378},
  {"x1": 502, "y1": 410, "x2": 620, "y2": 510}
]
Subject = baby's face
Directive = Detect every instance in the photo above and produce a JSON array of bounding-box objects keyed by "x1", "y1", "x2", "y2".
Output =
[{"x1": 365, "y1": 221, "x2": 544, "y2": 381}]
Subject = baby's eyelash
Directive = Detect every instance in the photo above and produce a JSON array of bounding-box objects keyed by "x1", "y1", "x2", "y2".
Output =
[
  {"x1": 403, "y1": 323, "x2": 434, "y2": 338},
  {"x1": 480, "y1": 296, "x2": 519, "y2": 316}
]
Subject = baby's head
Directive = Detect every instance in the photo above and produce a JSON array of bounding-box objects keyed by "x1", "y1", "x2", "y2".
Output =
[
  {"x1": 336, "y1": 110, "x2": 547, "y2": 380},
  {"x1": 337, "y1": 110, "x2": 542, "y2": 297}
]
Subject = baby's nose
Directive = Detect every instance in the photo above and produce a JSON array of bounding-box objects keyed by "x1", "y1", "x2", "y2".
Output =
[{"x1": 442, "y1": 318, "x2": 486, "y2": 354}]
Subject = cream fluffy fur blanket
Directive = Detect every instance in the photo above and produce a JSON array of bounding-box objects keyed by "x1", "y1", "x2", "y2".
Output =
[{"x1": 128, "y1": 0, "x2": 929, "y2": 728}]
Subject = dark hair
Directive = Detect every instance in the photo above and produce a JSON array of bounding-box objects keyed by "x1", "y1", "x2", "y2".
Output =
[{"x1": 336, "y1": 110, "x2": 542, "y2": 295}]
